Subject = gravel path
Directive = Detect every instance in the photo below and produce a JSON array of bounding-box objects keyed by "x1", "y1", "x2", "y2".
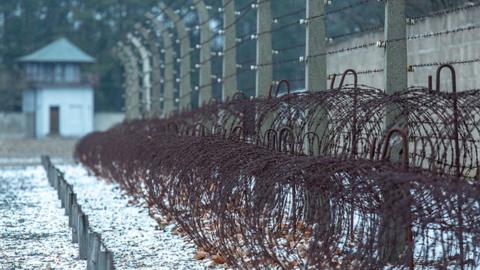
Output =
[
  {"x1": 59, "y1": 164, "x2": 221, "y2": 270},
  {"x1": 0, "y1": 165, "x2": 85, "y2": 269}
]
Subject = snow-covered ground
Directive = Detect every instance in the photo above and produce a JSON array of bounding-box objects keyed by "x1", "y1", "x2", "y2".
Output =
[
  {"x1": 59, "y1": 164, "x2": 223, "y2": 270},
  {"x1": 0, "y1": 165, "x2": 85, "y2": 269}
]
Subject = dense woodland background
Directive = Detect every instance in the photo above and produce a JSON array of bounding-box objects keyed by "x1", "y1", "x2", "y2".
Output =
[{"x1": 0, "y1": 0, "x2": 472, "y2": 112}]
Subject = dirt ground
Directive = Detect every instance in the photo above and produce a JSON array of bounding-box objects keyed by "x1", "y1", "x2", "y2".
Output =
[{"x1": 0, "y1": 138, "x2": 78, "y2": 165}]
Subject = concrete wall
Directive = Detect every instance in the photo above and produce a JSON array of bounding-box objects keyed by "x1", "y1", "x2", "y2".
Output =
[
  {"x1": 326, "y1": 5, "x2": 480, "y2": 92},
  {"x1": 94, "y1": 113, "x2": 125, "y2": 132},
  {"x1": 0, "y1": 111, "x2": 125, "y2": 138},
  {"x1": 0, "y1": 113, "x2": 29, "y2": 138}
]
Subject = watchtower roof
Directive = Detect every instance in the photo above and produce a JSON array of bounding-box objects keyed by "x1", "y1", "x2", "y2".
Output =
[{"x1": 18, "y1": 38, "x2": 95, "y2": 63}]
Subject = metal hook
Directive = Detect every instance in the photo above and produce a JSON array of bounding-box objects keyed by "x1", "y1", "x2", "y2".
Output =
[
  {"x1": 229, "y1": 125, "x2": 244, "y2": 142},
  {"x1": 381, "y1": 128, "x2": 409, "y2": 169},
  {"x1": 264, "y1": 129, "x2": 277, "y2": 150},
  {"x1": 278, "y1": 127, "x2": 295, "y2": 154},
  {"x1": 268, "y1": 80, "x2": 291, "y2": 98},
  {"x1": 435, "y1": 64, "x2": 461, "y2": 176},
  {"x1": 302, "y1": 131, "x2": 321, "y2": 156},
  {"x1": 435, "y1": 64, "x2": 457, "y2": 94},
  {"x1": 329, "y1": 74, "x2": 337, "y2": 90},
  {"x1": 232, "y1": 91, "x2": 248, "y2": 101},
  {"x1": 194, "y1": 123, "x2": 206, "y2": 137},
  {"x1": 208, "y1": 97, "x2": 218, "y2": 105},
  {"x1": 213, "y1": 124, "x2": 227, "y2": 139},
  {"x1": 338, "y1": 69, "x2": 358, "y2": 90}
]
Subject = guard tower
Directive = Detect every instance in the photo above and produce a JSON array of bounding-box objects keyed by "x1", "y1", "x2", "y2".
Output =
[{"x1": 18, "y1": 38, "x2": 96, "y2": 138}]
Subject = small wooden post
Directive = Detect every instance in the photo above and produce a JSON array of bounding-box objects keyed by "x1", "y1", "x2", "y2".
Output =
[
  {"x1": 193, "y1": 1, "x2": 213, "y2": 106},
  {"x1": 160, "y1": 3, "x2": 192, "y2": 110},
  {"x1": 222, "y1": 0, "x2": 238, "y2": 100},
  {"x1": 255, "y1": 0, "x2": 273, "y2": 97}
]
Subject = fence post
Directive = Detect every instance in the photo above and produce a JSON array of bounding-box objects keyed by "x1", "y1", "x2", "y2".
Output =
[
  {"x1": 78, "y1": 211, "x2": 89, "y2": 260},
  {"x1": 87, "y1": 232, "x2": 100, "y2": 270},
  {"x1": 113, "y1": 46, "x2": 132, "y2": 119},
  {"x1": 99, "y1": 249, "x2": 114, "y2": 270},
  {"x1": 384, "y1": 0, "x2": 407, "y2": 127},
  {"x1": 116, "y1": 42, "x2": 141, "y2": 120},
  {"x1": 305, "y1": 0, "x2": 327, "y2": 91},
  {"x1": 146, "y1": 12, "x2": 177, "y2": 117},
  {"x1": 193, "y1": 1, "x2": 213, "y2": 106},
  {"x1": 255, "y1": 0, "x2": 273, "y2": 97},
  {"x1": 65, "y1": 185, "x2": 73, "y2": 216},
  {"x1": 381, "y1": 0, "x2": 411, "y2": 267},
  {"x1": 222, "y1": 0, "x2": 237, "y2": 100},
  {"x1": 160, "y1": 3, "x2": 192, "y2": 111},
  {"x1": 71, "y1": 200, "x2": 79, "y2": 243},
  {"x1": 128, "y1": 33, "x2": 152, "y2": 118},
  {"x1": 136, "y1": 24, "x2": 162, "y2": 118}
]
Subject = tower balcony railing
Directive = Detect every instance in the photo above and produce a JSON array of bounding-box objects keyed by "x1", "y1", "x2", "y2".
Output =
[{"x1": 25, "y1": 74, "x2": 98, "y2": 88}]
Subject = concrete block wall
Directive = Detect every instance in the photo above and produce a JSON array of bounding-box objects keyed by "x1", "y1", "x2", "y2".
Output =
[
  {"x1": 94, "y1": 113, "x2": 125, "y2": 132},
  {"x1": 326, "y1": 5, "x2": 480, "y2": 92},
  {"x1": 0, "y1": 112, "x2": 125, "y2": 138},
  {"x1": 0, "y1": 113, "x2": 29, "y2": 138}
]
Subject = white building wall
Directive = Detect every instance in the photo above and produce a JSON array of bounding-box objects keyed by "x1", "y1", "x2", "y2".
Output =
[
  {"x1": 22, "y1": 90, "x2": 35, "y2": 113},
  {"x1": 35, "y1": 87, "x2": 93, "y2": 138}
]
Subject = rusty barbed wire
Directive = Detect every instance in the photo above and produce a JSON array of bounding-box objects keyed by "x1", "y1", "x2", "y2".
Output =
[{"x1": 76, "y1": 65, "x2": 480, "y2": 269}]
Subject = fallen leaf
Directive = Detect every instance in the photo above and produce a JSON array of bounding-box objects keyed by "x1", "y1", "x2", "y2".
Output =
[
  {"x1": 212, "y1": 254, "x2": 226, "y2": 264},
  {"x1": 193, "y1": 250, "x2": 208, "y2": 260}
]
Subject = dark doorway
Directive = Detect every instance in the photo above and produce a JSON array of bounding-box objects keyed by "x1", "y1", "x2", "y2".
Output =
[{"x1": 49, "y1": 106, "x2": 60, "y2": 135}]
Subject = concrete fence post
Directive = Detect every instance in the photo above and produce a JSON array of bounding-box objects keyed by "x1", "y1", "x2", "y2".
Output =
[
  {"x1": 78, "y1": 211, "x2": 89, "y2": 259},
  {"x1": 222, "y1": 0, "x2": 238, "y2": 100},
  {"x1": 136, "y1": 24, "x2": 162, "y2": 118},
  {"x1": 305, "y1": 0, "x2": 327, "y2": 91},
  {"x1": 146, "y1": 12, "x2": 176, "y2": 117},
  {"x1": 42, "y1": 156, "x2": 114, "y2": 268},
  {"x1": 71, "y1": 201, "x2": 79, "y2": 243},
  {"x1": 255, "y1": 0, "x2": 273, "y2": 97},
  {"x1": 193, "y1": 0, "x2": 213, "y2": 106},
  {"x1": 53, "y1": 170, "x2": 59, "y2": 191},
  {"x1": 99, "y1": 249, "x2": 114, "y2": 270},
  {"x1": 384, "y1": 0, "x2": 407, "y2": 127},
  {"x1": 128, "y1": 33, "x2": 153, "y2": 117},
  {"x1": 381, "y1": 0, "x2": 411, "y2": 266},
  {"x1": 117, "y1": 42, "x2": 141, "y2": 120},
  {"x1": 65, "y1": 185, "x2": 73, "y2": 216},
  {"x1": 160, "y1": 3, "x2": 192, "y2": 110},
  {"x1": 115, "y1": 45, "x2": 139, "y2": 120},
  {"x1": 87, "y1": 232, "x2": 100, "y2": 270}
]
